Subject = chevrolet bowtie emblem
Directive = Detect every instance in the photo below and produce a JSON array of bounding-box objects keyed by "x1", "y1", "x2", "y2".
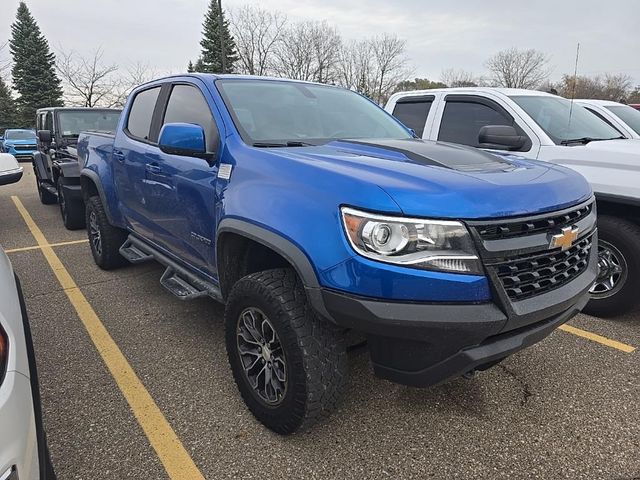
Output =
[{"x1": 549, "y1": 226, "x2": 579, "y2": 251}]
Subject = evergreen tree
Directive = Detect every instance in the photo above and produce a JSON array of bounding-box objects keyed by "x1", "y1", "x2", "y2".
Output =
[
  {"x1": 196, "y1": 0, "x2": 238, "y2": 73},
  {"x1": 187, "y1": 60, "x2": 195, "y2": 73},
  {"x1": 9, "y1": 2, "x2": 63, "y2": 127},
  {"x1": 0, "y1": 77, "x2": 17, "y2": 133}
]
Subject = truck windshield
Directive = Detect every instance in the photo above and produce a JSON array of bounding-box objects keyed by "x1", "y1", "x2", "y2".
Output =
[
  {"x1": 5, "y1": 130, "x2": 36, "y2": 140},
  {"x1": 510, "y1": 95, "x2": 623, "y2": 145},
  {"x1": 606, "y1": 105, "x2": 640, "y2": 135},
  {"x1": 216, "y1": 79, "x2": 412, "y2": 145},
  {"x1": 58, "y1": 110, "x2": 121, "y2": 137}
]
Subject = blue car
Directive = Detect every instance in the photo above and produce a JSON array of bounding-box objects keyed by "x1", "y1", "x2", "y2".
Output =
[
  {"x1": 78, "y1": 75, "x2": 597, "y2": 434},
  {"x1": 1, "y1": 129, "x2": 37, "y2": 161}
]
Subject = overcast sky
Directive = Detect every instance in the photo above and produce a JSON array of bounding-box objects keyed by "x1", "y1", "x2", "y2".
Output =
[{"x1": 1, "y1": 0, "x2": 638, "y2": 84}]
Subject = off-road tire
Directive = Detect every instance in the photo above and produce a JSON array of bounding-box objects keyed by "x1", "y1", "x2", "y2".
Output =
[
  {"x1": 35, "y1": 168, "x2": 56, "y2": 205},
  {"x1": 584, "y1": 215, "x2": 640, "y2": 317},
  {"x1": 85, "y1": 196, "x2": 129, "y2": 270},
  {"x1": 225, "y1": 268, "x2": 347, "y2": 434},
  {"x1": 57, "y1": 177, "x2": 85, "y2": 230}
]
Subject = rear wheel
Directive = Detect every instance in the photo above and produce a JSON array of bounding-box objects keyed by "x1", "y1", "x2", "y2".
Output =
[
  {"x1": 85, "y1": 196, "x2": 129, "y2": 270},
  {"x1": 57, "y1": 177, "x2": 85, "y2": 230},
  {"x1": 585, "y1": 215, "x2": 640, "y2": 317},
  {"x1": 225, "y1": 268, "x2": 347, "y2": 434}
]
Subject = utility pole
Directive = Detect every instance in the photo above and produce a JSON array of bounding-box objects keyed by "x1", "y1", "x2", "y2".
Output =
[{"x1": 218, "y1": 0, "x2": 226, "y2": 73}]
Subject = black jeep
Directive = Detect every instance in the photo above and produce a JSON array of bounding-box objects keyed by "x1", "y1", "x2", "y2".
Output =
[{"x1": 34, "y1": 107, "x2": 121, "y2": 229}]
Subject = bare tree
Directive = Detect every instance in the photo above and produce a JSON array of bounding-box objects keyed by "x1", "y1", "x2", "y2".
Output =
[
  {"x1": 230, "y1": 5, "x2": 286, "y2": 76},
  {"x1": 553, "y1": 73, "x2": 634, "y2": 101},
  {"x1": 370, "y1": 34, "x2": 409, "y2": 104},
  {"x1": 56, "y1": 47, "x2": 119, "y2": 107},
  {"x1": 108, "y1": 61, "x2": 159, "y2": 107},
  {"x1": 337, "y1": 40, "x2": 375, "y2": 97},
  {"x1": 486, "y1": 48, "x2": 551, "y2": 89},
  {"x1": 272, "y1": 21, "x2": 341, "y2": 83},
  {"x1": 440, "y1": 68, "x2": 482, "y2": 87}
]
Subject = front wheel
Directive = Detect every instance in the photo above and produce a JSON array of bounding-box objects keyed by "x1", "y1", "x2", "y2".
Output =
[
  {"x1": 584, "y1": 215, "x2": 640, "y2": 317},
  {"x1": 225, "y1": 268, "x2": 347, "y2": 434}
]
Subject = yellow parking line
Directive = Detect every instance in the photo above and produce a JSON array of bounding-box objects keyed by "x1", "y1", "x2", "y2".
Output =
[
  {"x1": 559, "y1": 324, "x2": 636, "y2": 353},
  {"x1": 11, "y1": 196, "x2": 204, "y2": 480},
  {"x1": 5, "y1": 239, "x2": 89, "y2": 253}
]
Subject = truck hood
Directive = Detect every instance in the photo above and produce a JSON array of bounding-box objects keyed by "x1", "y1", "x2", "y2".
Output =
[
  {"x1": 274, "y1": 139, "x2": 592, "y2": 219},
  {"x1": 538, "y1": 138, "x2": 640, "y2": 200},
  {"x1": 4, "y1": 139, "x2": 36, "y2": 147}
]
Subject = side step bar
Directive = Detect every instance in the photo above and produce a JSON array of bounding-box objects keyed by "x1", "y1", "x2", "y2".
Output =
[{"x1": 120, "y1": 235, "x2": 223, "y2": 302}]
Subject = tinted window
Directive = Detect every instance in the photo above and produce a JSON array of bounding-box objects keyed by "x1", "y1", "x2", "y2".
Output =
[
  {"x1": 606, "y1": 105, "x2": 640, "y2": 135},
  {"x1": 438, "y1": 101, "x2": 512, "y2": 147},
  {"x1": 127, "y1": 87, "x2": 161, "y2": 141},
  {"x1": 162, "y1": 84, "x2": 217, "y2": 150},
  {"x1": 216, "y1": 79, "x2": 411, "y2": 144},
  {"x1": 45, "y1": 113, "x2": 53, "y2": 132},
  {"x1": 392, "y1": 99, "x2": 432, "y2": 137},
  {"x1": 510, "y1": 95, "x2": 621, "y2": 144}
]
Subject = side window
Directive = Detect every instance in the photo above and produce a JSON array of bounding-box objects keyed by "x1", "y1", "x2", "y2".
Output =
[
  {"x1": 44, "y1": 112, "x2": 54, "y2": 132},
  {"x1": 127, "y1": 87, "x2": 161, "y2": 141},
  {"x1": 392, "y1": 98, "x2": 432, "y2": 137},
  {"x1": 438, "y1": 100, "x2": 528, "y2": 149},
  {"x1": 162, "y1": 84, "x2": 218, "y2": 151}
]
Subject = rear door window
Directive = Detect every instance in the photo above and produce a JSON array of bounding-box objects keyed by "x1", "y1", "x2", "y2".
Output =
[
  {"x1": 392, "y1": 97, "x2": 433, "y2": 137},
  {"x1": 127, "y1": 87, "x2": 161, "y2": 141}
]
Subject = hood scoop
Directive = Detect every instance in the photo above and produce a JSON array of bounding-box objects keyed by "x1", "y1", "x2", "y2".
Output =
[{"x1": 335, "y1": 138, "x2": 519, "y2": 173}]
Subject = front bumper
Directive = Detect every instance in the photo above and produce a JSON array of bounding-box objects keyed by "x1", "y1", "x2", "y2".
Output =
[
  {"x1": 5, "y1": 146, "x2": 36, "y2": 161},
  {"x1": 316, "y1": 227, "x2": 598, "y2": 387},
  {"x1": 0, "y1": 372, "x2": 39, "y2": 480}
]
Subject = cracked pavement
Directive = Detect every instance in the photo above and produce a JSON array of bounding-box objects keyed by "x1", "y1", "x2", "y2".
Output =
[{"x1": 1, "y1": 168, "x2": 639, "y2": 479}]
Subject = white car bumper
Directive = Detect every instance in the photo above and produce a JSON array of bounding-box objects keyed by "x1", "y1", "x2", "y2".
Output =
[{"x1": 0, "y1": 371, "x2": 39, "y2": 480}]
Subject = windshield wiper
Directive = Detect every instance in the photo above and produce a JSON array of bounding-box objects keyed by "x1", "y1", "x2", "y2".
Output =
[
  {"x1": 252, "y1": 141, "x2": 315, "y2": 148},
  {"x1": 560, "y1": 136, "x2": 625, "y2": 145}
]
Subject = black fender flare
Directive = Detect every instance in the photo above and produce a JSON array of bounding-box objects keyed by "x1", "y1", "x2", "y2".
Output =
[
  {"x1": 32, "y1": 151, "x2": 51, "y2": 183},
  {"x1": 80, "y1": 168, "x2": 115, "y2": 224},
  {"x1": 216, "y1": 218, "x2": 336, "y2": 323},
  {"x1": 54, "y1": 161, "x2": 81, "y2": 183}
]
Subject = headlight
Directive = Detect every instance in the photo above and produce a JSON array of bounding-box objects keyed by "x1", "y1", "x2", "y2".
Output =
[{"x1": 341, "y1": 207, "x2": 482, "y2": 274}]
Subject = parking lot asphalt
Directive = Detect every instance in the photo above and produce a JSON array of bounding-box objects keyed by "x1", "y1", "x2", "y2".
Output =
[{"x1": 1, "y1": 168, "x2": 639, "y2": 480}]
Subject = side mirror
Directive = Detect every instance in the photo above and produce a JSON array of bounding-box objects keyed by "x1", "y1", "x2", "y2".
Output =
[
  {"x1": 158, "y1": 123, "x2": 210, "y2": 160},
  {"x1": 0, "y1": 153, "x2": 24, "y2": 186},
  {"x1": 37, "y1": 129, "x2": 52, "y2": 144},
  {"x1": 478, "y1": 125, "x2": 526, "y2": 150}
]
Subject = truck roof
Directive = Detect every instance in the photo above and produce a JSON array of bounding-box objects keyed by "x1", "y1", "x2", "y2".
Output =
[
  {"x1": 135, "y1": 73, "x2": 340, "y2": 90},
  {"x1": 390, "y1": 86, "x2": 556, "y2": 100},
  {"x1": 36, "y1": 107, "x2": 122, "y2": 113}
]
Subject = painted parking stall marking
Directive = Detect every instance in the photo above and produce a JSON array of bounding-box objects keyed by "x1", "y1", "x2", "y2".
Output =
[
  {"x1": 558, "y1": 324, "x2": 636, "y2": 353},
  {"x1": 5, "y1": 238, "x2": 89, "y2": 254},
  {"x1": 11, "y1": 195, "x2": 205, "y2": 480}
]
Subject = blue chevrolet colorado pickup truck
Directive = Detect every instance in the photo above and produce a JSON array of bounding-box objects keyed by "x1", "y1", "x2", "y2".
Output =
[{"x1": 78, "y1": 74, "x2": 597, "y2": 434}]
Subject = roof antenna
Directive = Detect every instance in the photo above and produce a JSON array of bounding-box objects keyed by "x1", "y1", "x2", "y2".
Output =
[{"x1": 568, "y1": 42, "x2": 580, "y2": 129}]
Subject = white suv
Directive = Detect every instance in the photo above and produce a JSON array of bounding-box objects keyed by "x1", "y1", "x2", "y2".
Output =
[{"x1": 0, "y1": 153, "x2": 54, "y2": 480}]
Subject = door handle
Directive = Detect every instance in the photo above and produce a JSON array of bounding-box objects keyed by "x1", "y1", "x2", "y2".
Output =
[
  {"x1": 113, "y1": 149, "x2": 125, "y2": 163},
  {"x1": 145, "y1": 163, "x2": 163, "y2": 174}
]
